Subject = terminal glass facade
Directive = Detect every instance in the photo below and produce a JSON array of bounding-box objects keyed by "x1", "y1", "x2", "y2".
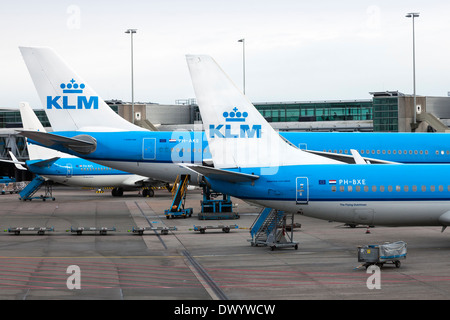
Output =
[
  {"x1": 0, "y1": 110, "x2": 50, "y2": 128},
  {"x1": 254, "y1": 101, "x2": 373, "y2": 123},
  {"x1": 372, "y1": 97, "x2": 399, "y2": 132}
]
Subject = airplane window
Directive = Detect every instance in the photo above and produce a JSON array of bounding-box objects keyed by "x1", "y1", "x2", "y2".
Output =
[
  {"x1": 382, "y1": 150, "x2": 386, "y2": 154},
  {"x1": 366, "y1": 150, "x2": 370, "y2": 154},
  {"x1": 430, "y1": 185, "x2": 435, "y2": 192},
  {"x1": 340, "y1": 186, "x2": 345, "y2": 192},
  {"x1": 393, "y1": 150, "x2": 396, "y2": 154},
  {"x1": 193, "y1": 148, "x2": 196, "y2": 152},
  {"x1": 436, "y1": 150, "x2": 439, "y2": 155},
  {"x1": 388, "y1": 150, "x2": 391, "y2": 154},
  {"x1": 348, "y1": 186, "x2": 353, "y2": 192},
  {"x1": 421, "y1": 185, "x2": 426, "y2": 192},
  {"x1": 364, "y1": 186, "x2": 369, "y2": 192},
  {"x1": 398, "y1": 150, "x2": 402, "y2": 155},
  {"x1": 425, "y1": 150, "x2": 428, "y2": 155},
  {"x1": 361, "y1": 150, "x2": 364, "y2": 154},
  {"x1": 372, "y1": 186, "x2": 377, "y2": 192},
  {"x1": 339, "y1": 150, "x2": 342, "y2": 154},
  {"x1": 356, "y1": 186, "x2": 361, "y2": 192},
  {"x1": 344, "y1": 150, "x2": 348, "y2": 154},
  {"x1": 377, "y1": 150, "x2": 380, "y2": 154},
  {"x1": 404, "y1": 150, "x2": 407, "y2": 154},
  {"x1": 396, "y1": 186, "x2": 401, "y2": 192},
  {"x1": 331, "y1": 186, "x2": 336, "y2": 192},
  {"x1": 388, "y1": 186, "x2": 393, "y2": 192},
  {"x1": 414, "y1": 150, "x2": 418, "y2": 155},
  {"x1": 439, "y1": 185, "x2": 443, "y2": 192},
  {"x1": 420, "y1": 150, "x2": 423, "y2": 155},
  {"x1": 409, "y1": 150, "x2": 412, "y2": 154},
  {"x1": 412, "y1": 185, "x2": 417, "y2": 192},
  {"x1": 447, "y1": 151, "x2": 450, "y2": 155},
  {"x1": 404, "y1": 186, "x2": 409, "y2": 192},
  {"x1": 380, "y1": 186, "x2": 385, "y2": 192}
]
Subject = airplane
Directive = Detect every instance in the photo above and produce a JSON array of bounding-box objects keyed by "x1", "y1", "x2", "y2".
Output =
[
  {"x1": 17, "y1": 46, "x2": 450, "y2": 190},
  {"x1": 6, "y1": 101, "x2": 162, "y2": 197},
  {"x1": 183, "y1": 54, "x2": 450, "y2": 228}
]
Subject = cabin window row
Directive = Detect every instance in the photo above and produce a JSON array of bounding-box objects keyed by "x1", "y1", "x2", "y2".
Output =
[
  {"x1": 324, "y1": 149, "x2": 450, "y2": 156},
  {"x1": 331, "y1": 185, "x2": 448, "y2": 192},
  {"x1": 80, "y1": 167, "x2": 114, "y2": 171}
]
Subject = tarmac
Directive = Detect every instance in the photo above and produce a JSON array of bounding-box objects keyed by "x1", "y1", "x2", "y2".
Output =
[{"x1": 0, "y1": 186, "x2": 450, "y2": 301}]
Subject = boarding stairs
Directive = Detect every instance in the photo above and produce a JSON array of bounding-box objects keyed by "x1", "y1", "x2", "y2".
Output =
[
  {"x1": 250, "y1": 208, "x2": 298, "y2": 250},
  {"x1": 19, "y1": 175, "x2": 54, "y2": 201},
  {"x1": 164, "y1": 175, "x2": 193, "y2": 218}
]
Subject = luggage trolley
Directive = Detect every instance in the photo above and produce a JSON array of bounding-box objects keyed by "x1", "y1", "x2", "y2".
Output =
[{"x1": 358, "y1": 241, "x2": 407, "y2": 269}]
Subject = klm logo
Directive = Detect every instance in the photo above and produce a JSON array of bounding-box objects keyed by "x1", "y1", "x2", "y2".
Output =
[
  {"x1": 47, "y1": 79, "x2": 98, "y2": 110},
  {"x1": 209, "y1": 107, "x2": 262, "y2": 139}
]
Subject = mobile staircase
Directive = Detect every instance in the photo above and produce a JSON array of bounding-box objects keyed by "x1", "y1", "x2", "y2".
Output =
[
  {"x1": 164, "y1": 175, "x2": 193, "y2": 219},
  {"x1": 250, "y1": 207, "x2": 298, "y2": 250},
  {"x1": 19, "y1": 175, "x2": 55, "y2": 201}
]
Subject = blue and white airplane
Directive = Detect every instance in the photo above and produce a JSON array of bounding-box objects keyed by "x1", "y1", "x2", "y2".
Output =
[
  {"x1": 184, "y1": 54, "x2": 450, "y2": 228},
  {"x1": 17, "y1": 46, "x2": 450, "y2": 191},
  {"x1": 8, "y1": 102, "x2": 160, "y2": 197}
]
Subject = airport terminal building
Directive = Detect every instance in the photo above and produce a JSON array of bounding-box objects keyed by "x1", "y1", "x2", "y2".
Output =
[{"x1": 1, "y1": 90, "x2": 450, "y2": 178}]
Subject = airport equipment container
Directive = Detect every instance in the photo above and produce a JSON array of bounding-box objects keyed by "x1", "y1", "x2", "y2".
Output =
[{"x1": 358, "y1": 241, "x2": 407, "y2": 268}]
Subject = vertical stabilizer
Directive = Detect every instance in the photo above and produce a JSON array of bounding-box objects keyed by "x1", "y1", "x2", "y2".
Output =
[
  {"x1": 186, "y1": 55, "x2": 342, "y2": 169},
  {"x1": 19, "y1": 46, "x2": 145, "y2": 132}
]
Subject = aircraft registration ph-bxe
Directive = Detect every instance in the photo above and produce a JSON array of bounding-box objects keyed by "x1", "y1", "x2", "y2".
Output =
[
  {"x1": 184, "y1": 54, "x2": 450, "y2": 228},
  {"x1": 17, "y1": 46, "x2": 450, "y2": 189},
  {"x1": 10, "y1": 102, "x2": 159, "y2": 197}
]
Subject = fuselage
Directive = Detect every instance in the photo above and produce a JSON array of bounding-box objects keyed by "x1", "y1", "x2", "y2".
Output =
[
  {"x1": 26, "y1": 157, "x2": 142, "y2": 189},
  {"x1": 205, "y1": 164, "x2": 450, "y2": 227},
  {"x1": 30, "y1": 130, "x2": 450, "y2": 185}
]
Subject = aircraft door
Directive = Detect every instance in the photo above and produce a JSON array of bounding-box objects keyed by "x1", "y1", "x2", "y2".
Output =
[
  {"x1": 296, "y1": 177, "x2": 309, "y2": 205},
  {"x1": 143, "y1": 138, "x2": 156, "y2": 160},
  {"x1": 66, "y1": 163, "x2": 73, "y2": 178}
]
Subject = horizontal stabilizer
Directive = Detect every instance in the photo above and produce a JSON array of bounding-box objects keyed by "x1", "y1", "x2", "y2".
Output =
[
  {"x1": 304, "y1": 149, "x2": 399, "y2": 165},
  {"x1": 28, "y1": 157, "x2": 60, "y2": 168},
  {"x1": 0, "y1": 159, "x2": 27, "y2": 171},
  {"x1": 183, "y1": 164, "x2": 259, "y2": 183},
  {"x1": 18, "y1": 130, "x2": 97, "y2": 155}
]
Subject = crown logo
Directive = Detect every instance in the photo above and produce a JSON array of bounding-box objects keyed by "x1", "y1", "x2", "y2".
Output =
[
  {"x1": 223, "y1": 107, "x2": 248, "y2": 122},
  {"x1": 60, "y1": 79, "x2": 85, "y2": 94}
]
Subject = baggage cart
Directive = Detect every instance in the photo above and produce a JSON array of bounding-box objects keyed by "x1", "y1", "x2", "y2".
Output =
[{"x1": 358, "y1": 241, "x2": 407, "y2": 269}]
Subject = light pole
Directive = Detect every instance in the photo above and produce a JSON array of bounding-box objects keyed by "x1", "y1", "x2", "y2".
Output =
[
  {"x1": 406, "y1": 13, "x2": 419, "y2": 130},
  {"x1": 125, "y1": 28, "x2": 137, "y2": 124},
  {"x1": 238, "y1": 38, "x2": 246, "y2": 95}
]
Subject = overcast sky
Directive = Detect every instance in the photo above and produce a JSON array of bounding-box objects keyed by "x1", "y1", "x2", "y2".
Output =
[{"x1": 1, "y1": 0, "x2": 450, "y2": 109}]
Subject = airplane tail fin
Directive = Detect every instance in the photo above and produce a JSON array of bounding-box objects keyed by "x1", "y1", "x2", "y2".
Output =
[
  {"x1": 19, "y1": 102, "x2": 73, "y2": 160},
  {"x1": 186, "y1": 55, "x2": 341, "y2": 169},
  {"x1": 7, "y1": 151, "x2": 27, "y2": 171},
  {"x1": 19, "y1": 46, "x2": 145, "y2": 132}
]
